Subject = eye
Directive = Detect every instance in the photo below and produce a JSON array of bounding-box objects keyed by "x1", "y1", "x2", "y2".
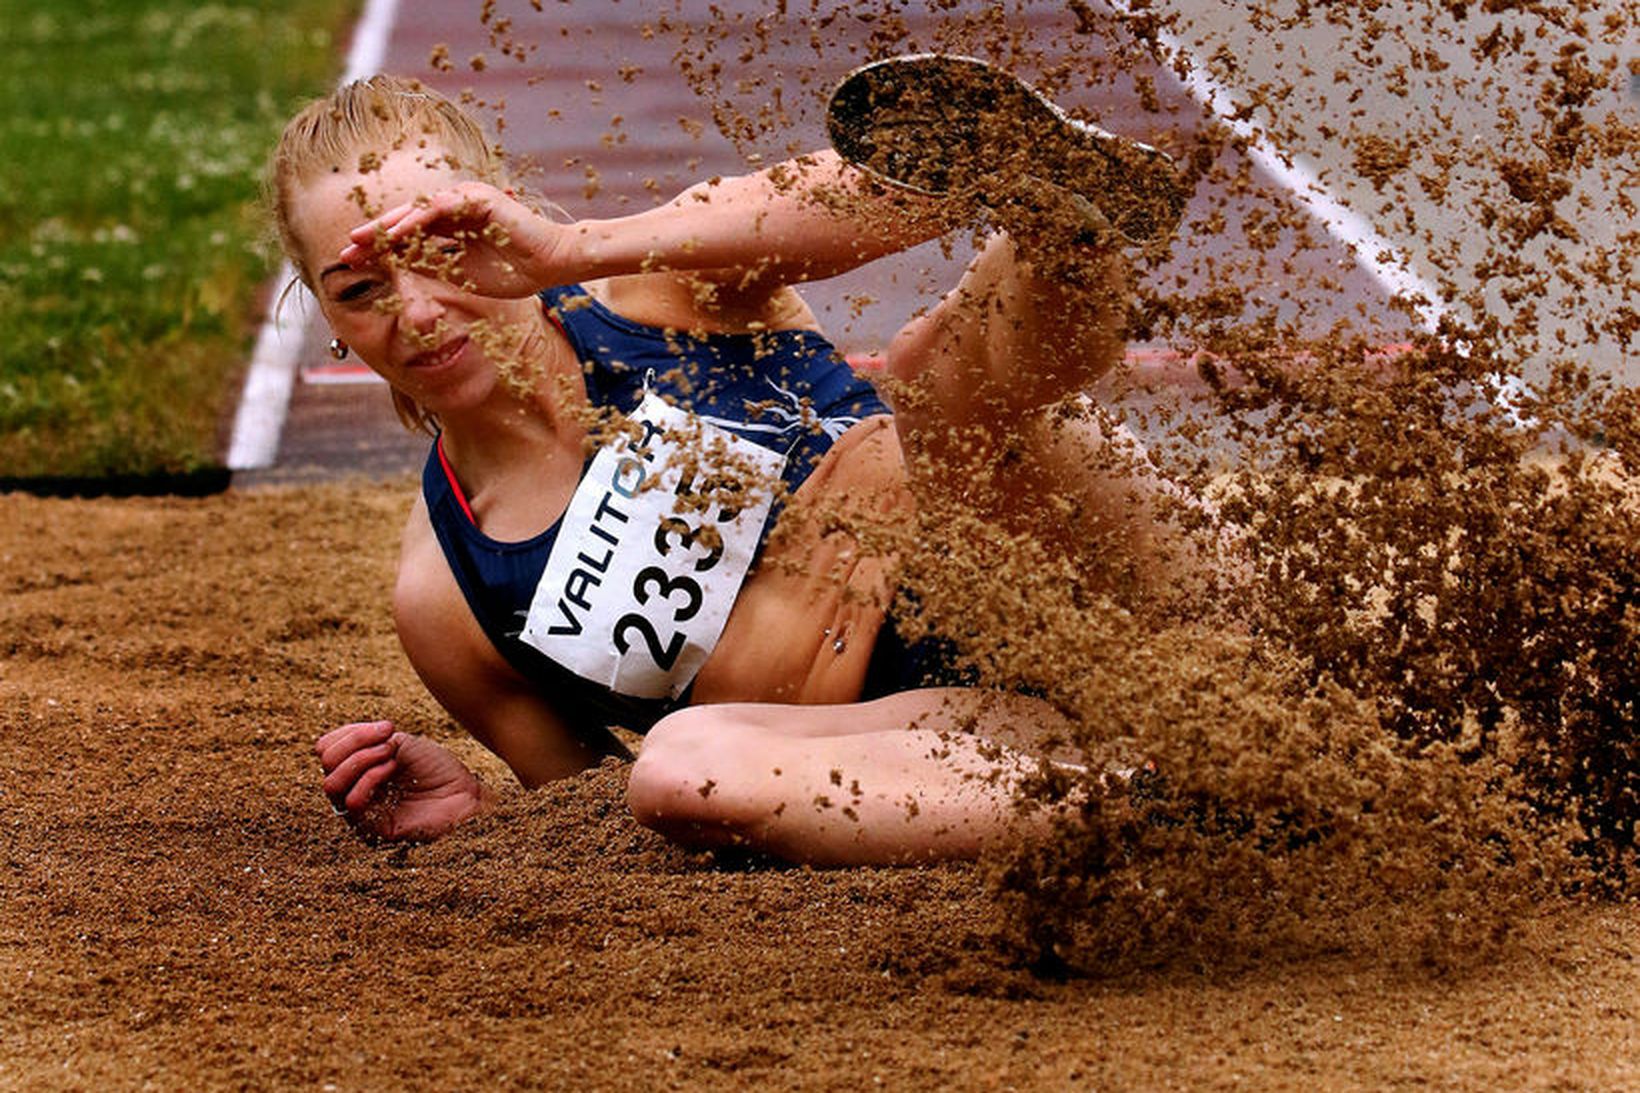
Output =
[{"x1": 334, "y1": 278, "x2": 383, "y2": 303}]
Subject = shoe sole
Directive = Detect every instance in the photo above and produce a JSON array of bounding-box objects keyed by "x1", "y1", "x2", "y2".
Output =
[{"x1": 826, "y1": 53, "x2": 1183, "y2": 247}]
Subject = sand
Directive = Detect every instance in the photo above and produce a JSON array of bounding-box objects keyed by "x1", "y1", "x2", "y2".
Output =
[
  {"x1": 7, "y1": 2, "x2": 1638, "y2": 1084},
  {"x1": 3, "y1": 482, "x2": 1635, "y2": 1090}
]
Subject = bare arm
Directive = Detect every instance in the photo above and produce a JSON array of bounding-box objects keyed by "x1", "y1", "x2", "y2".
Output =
[
  {"x1": 336, "y1": 150, "x2": 957, "y2": 301},
  {"x1": 561, "y1": 151, "x2": 956, "y2": 286},
  {"x1": 393, "y1": 499, "x2": 626, "y2": 788},
  {"x1": 316, "y1": 501, "x2": 622, "y2": 844}
]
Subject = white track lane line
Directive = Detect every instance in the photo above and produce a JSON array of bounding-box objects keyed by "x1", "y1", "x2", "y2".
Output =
[
  {"x1": 1103, "y1": 1, "x2": 1448, "y2": 334},
  {"x1": 1105, "y1": 4, "x2": 1541, "y2": 419},
  {"x1": 226, "y1": 0, "x2": 403, "y2": 471}
]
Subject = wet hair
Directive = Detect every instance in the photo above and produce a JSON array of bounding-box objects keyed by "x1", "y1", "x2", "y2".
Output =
[{"x1": 266, "y1": 76, "x2": 509, "y2": 434}]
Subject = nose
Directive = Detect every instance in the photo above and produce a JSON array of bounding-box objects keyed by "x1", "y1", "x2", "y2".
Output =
[{"x1": 394, "y1": 271, "x2": 447, "y2": 337}]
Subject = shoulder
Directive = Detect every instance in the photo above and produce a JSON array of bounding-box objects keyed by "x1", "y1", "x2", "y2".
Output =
[
  {"x1": 394, "y1": 497, "x2": 511, "y2": 691},
  {"x1": 395, "y1": 495, "x2": 445, "y2": 606},
  {"x1": 394, "y1": 498, "x2": 480, "y2": 661}
]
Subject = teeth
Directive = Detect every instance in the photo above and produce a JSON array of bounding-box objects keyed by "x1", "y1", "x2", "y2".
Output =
[{"x1": 416, "y1": 338, "x2": 462, "y2": 368}]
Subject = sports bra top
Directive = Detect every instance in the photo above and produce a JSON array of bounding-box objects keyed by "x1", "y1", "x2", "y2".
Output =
[{"x1": 421, "y1": 284, "x2": 893, "y2": 734}]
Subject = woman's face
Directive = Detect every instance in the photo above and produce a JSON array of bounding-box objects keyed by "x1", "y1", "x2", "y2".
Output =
[{"x1": 290, "y1": 141, "x2": 538, "y2": 416}]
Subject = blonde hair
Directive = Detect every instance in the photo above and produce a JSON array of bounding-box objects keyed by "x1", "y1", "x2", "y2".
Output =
[{"x1": 267, "y1": 76, "x2": 509, "y2": 434}]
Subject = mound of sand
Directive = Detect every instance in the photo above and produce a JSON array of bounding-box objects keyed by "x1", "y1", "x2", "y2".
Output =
[{"x1": 2, "y1": 483, "x2": 1635, "y2": 1088}]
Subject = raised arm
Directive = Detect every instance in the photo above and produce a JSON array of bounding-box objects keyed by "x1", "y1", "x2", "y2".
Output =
[
  {"x1": 336, "y1": 150, "x2": 955, "y2": 300},
  {"x1": 562, "y1": 150, "x2": 956, "y2": 285}
]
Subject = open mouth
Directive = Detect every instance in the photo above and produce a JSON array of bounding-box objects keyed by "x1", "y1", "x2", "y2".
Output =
[{"x1": 404, "y1": 334, "x2": 469, "y2": 372}]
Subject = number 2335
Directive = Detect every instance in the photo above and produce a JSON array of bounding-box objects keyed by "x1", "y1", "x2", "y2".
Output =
[{"x1": 612, "y1": 515, "x2": 724, "y2": 671}]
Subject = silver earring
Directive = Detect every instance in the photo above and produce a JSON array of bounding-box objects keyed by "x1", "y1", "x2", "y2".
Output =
[{"x1": 328, "y1": 338, "x2": 349, "y2": 360}]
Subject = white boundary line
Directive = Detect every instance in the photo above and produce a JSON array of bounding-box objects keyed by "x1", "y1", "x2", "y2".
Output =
[
  {"x1": 226, "y1": 0, "x2": 404, "y2": 471},
  {"x1": 1103, "y1": 1, "x2": 1448, "y2": 335},
  {"x1": 1102, "y1": 4, "x2": 1548, "y2": 420}
]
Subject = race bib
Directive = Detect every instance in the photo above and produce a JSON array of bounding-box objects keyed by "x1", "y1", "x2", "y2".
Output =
[{"x1": 519, "y1": 393, "x2": 785, "y2": 699}]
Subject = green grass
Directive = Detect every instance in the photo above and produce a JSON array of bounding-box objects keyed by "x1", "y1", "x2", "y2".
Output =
[{"x1": 0, "y1": 0, "x2": 359, "y2": 478}]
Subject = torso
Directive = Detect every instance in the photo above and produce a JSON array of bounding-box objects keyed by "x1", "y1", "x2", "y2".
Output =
[
  {"x1": 406, "y1": 277, "x2": 913, "y2": 733},
  {"x1": 404, "y1": 415, "x2": 909, "y2": 706},
  {"x1": 683, "y1": 413, "x2": 910, "y2": 704}
]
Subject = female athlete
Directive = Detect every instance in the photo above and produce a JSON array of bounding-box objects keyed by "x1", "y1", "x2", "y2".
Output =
[{"x1": 271, "y1": 56, "x2": 1191, "y2": 865}]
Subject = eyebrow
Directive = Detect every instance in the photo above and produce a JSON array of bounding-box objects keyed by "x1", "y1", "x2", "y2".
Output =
[{"x1": 319, "y1": 262, "x2": 353, "y2": 280}]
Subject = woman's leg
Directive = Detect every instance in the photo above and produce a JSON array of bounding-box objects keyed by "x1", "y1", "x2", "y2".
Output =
[
  {"x1": 882, "y1": 231, "x2": 1212, "y2": 600},
  {"x1": 884, "y1": 231, "x2": 1128, "y2": 441},
  {"x1": 628, "y1": 689, "x2": 1087, "y2": 866}
]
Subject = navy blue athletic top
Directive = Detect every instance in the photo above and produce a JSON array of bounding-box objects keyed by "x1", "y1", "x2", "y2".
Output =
[{"x1": 423, "y1": 284, "x2": 901, "y2": 734}]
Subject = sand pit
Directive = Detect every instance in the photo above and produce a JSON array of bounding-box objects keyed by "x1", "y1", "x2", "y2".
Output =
[
  {"x1": 7, "y1": 1, "x2": 1637, "y2": 1084},
  {"x1": 2, "y1": 483, "x2": 1635, "y2": 1089}
]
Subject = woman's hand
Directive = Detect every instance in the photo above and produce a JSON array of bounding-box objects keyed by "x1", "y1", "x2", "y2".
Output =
[
  {"x1": 337, "y1": 182, "x2": 564, "y2": 299},
  {"x1": 315, "y1": 721, "x2": 493, "y2": 843}
]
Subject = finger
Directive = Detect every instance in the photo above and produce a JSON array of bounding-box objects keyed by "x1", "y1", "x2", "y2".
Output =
[
  {"x1": 345, "y1": 187, "x2": 498, "y2": 268},
  {"x1": 316, "y1": 719, "x2": 393, "y2": 752},
  {"x1": 374, "y1": 193, "x2": 464, "y2": 240},
  {"x1": 337, "y1": 210, "x2": 422, "y2": 267},
  {"x1": 315, "y1": 720, "x2": 394, "y2": 768},
  {"x1": 338, "y1": 210, "x2": 446, "y2": 268},
  {"x1": 344, "y1": 757, "x2": 400, "y2": 812},
  {"x1": 321, "y1": 736, "x2": 398, "y2": 788},
  {"x1": 335, "y1": 241, "x2": 372, "y2": 268},
  {"x1": 323, "y1": 745, "x2": 396, "y2": 804},
  {"x1": 347, "y1": 201, "x2": 418, "y2": 244},
  {"x1": 320, "y1": 740, "x2": 397, "y2": 797},
  {"x1": 388, "y1": 187, "x2": 497, "y2": 241}
]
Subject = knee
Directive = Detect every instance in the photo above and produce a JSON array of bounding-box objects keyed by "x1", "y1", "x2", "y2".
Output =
[
  {"x1": 627, "y1": 706, "x2": 762, "y2": 844},
  {"x1": 627, "y1": 707, "x2": 713, "y2": 824},
  {"x1": 883, "y1": 310, "x2": 944, "y2": 394}
]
